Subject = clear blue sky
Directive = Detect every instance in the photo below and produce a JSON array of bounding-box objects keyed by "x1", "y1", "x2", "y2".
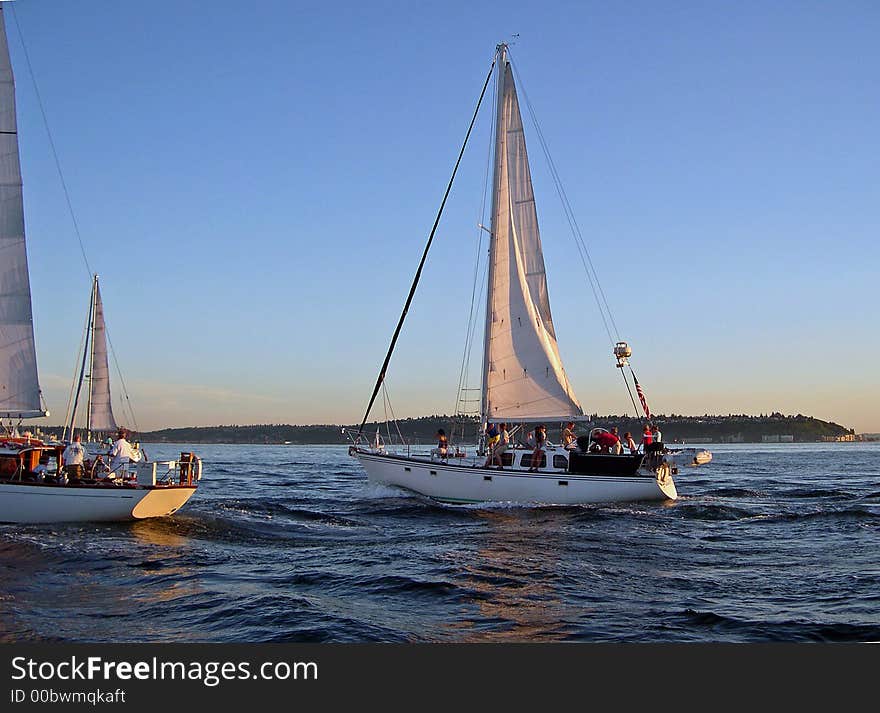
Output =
[{"x1": 6, "y1": 0, "x2": 878, "y2": 432}]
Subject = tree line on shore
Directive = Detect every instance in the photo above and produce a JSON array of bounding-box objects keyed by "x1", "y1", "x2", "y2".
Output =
[{"x1": 125, "y1": 413, "x2": 853, "y2": 445}]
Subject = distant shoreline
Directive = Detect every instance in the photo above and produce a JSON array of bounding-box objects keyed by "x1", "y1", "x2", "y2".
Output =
[
  {"x1": 120, "y1": 413, "x2": 862, "y2": 446},
  {"x1": 30, "y1": 414, "x2": 864, "y2": 446}
]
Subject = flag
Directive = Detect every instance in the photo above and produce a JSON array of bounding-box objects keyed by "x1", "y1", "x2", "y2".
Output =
[{"x1": 633, "y1": 372, "x2": 652, "y2": 419}]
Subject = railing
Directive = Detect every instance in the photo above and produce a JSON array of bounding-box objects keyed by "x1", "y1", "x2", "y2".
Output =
[{"x1": 132, "y1": 454, "x2": 202, "y2": 487}]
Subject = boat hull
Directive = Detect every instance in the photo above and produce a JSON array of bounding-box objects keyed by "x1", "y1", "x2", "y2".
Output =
[
  {"x1": 354, "y1": 450, "x2": 676, "y2": 504},
  {"x1": 0, "y1": 483, "x2": 197, "y2": 524}
]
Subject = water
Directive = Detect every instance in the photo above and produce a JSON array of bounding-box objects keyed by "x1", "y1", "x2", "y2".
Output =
[{"x1": 1, "y1": 442, "x2": 878, "y2": 642}]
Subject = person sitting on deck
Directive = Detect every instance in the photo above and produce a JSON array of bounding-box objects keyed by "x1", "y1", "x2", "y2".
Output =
[
  {"x1": 487, "y1": 423, "x2": 509, "y2": 469},
  {"x1": 483, "y1": 423, "x2": 500, "y2": 466},
  {"x1": 29, "y1": 456, "x2": 50, "y2": 482},
  {"x1": 623, "y1": 431, "x2": 638, "y2": 454}
]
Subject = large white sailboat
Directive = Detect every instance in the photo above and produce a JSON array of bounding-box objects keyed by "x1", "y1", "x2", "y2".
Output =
[
  {"x1": 0, "y1": 5, "x2": 200, "y2": 523},
  {"x1": 350, "y1": 44, "x2": 686, "y2": 504}
]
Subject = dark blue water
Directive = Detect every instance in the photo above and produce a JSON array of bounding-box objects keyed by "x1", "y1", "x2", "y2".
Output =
[{"x1": 1, "y1": 442, "x2": 878, "y2": 642}]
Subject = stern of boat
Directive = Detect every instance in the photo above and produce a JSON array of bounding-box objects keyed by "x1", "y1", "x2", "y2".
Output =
[
  {"x1": 655, "y1": 461, "x2": 678, "y2": 500},
  {"x1": 129, "y1": 454, "x2": 202, "y2": 518},
  {"x1": 131, "y1": 486, "x2": 197, "y2": 519}
]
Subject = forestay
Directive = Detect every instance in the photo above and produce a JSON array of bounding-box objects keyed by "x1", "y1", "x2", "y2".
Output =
[
  {"x1": 0, "y1": 7, "x2": 44, "y2": 419},
  {"x1": 482, "y1": 51, "x2": 583, "y2": 423}
]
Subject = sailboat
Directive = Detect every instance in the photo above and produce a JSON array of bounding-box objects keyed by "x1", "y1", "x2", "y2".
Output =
[
  {"x1": 349, "y1": 43, "x2": 681, "y2": 504},
  {"x1": 0, "y1": 5, "x2": 201, "y2": 523}
]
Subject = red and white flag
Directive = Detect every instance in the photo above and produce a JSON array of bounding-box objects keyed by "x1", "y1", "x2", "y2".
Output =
[{"x1": 633, "y1": 373, "x2": 652, "y2": 419}]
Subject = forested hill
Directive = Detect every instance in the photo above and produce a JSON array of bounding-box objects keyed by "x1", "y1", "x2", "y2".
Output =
[{"x1": 136, "y1": 413, "x2": 853, "y2": 445}]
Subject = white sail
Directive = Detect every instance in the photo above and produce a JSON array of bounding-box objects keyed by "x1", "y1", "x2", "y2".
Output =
[
  {"x1": 0, "y1": 7, "x2": 44, "y2": 419},
  {"x1": 88, "y1": 278, "x2": 116, "y2": 432},
  {"x1": 482, "y1": 50, "x2": 583, "y2": 424}
]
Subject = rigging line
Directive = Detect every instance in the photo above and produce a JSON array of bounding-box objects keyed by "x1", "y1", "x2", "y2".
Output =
[
  {"x1": 9, "y1": 5, "x2": 92, "y2": 279},
  {"x1": 383, "y1": 382, "x2": 405, "y2": 446},
  {"x1": 357, "y1": 54, "x2": 498, "y2": 438},
  {"x1": 508, "y1": 54, "x2": 622, "y2": 347},
  {"x1": 619, "y1": 368, "x2": 640, "y2": 420},
  {"x1": 67, "y1": 295, "x2": 94, "y2": 440},
  {"x1": 518, "y1": 91, "x2": 621, "y2": 346},
  {"x1": 106, "y1": 331, "x2": 138, "y2": 432},
  {"x1": 380, "y1": 382, "x2": 403, "y2": 448},
  {"x1": 62, "y1": 298, "x2": 93, "y2": 440},
  {"x1": 461, "y1": 259, "x2": 488, "y2": 405},
  {"x1": 509, "y1": 56, "x2": 616, "y2": 346},
  {"x1": 454, "y1": 70, "x2": 497, "y2": 420}
]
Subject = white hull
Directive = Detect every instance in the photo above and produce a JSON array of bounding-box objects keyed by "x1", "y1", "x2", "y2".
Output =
[
  {"x1": 353, "y1": 449, "x2": 676, "y2": 504},
  {"x1": 0, "y1": 483, "x2": 197, "y2": 524}
]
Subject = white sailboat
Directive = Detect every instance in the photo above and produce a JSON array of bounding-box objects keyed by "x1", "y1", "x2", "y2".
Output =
[
  {"x1": 349, "y1": 44, "x2": 681, "y2": 504},
  {"x1": 0, "y1": 5, "x2": 201, "y2": 523}
]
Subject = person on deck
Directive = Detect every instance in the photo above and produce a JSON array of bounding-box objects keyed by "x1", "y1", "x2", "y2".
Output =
[
  {"x1": 528, "y1": 425, "x2": 547, "y2": 471},
  {"x1": 594, "y1": 427, "x2": 622, "y2": 454},
  {"x1": 623, "y1": 431, "x2": 638, "y2": 454},
  {"x1": 651, "y1": 424, "x2": 663, "y2": 445},
  {"x1": 561, "y1": 422, "x2": 576, "y2": 450},
  {"x1": 432, "y1": 429, "x2": 449, "y2": 459},
  {"x1": 109, "y1": 428, "x2": 134, "y2": 474},
  {"x1": 640, "y1": 424, "x2": 653, "y2": 452},
  {"x1": 488, "y1": 423, "x2": 509, "y2": 469},
  {"x1": 483, "y1": 423, "x2": 500, "y2": 466},
  {"x1": 63, "y1": 434, "x2": 85, "y2": 469}
]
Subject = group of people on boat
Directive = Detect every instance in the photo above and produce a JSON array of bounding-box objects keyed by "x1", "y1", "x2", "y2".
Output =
[
  {"x1": 61, "y1": 428, "x2": 141, "y2": 485},
  {"x1": 584, "y1": 424, "x2": 663, "y2": 455},
  {"x1": 5, "y1": 428, "x2": 143, "y2": 486},
  {"x1": 429, "y1": 420, "x2": 666, "y2": 471}
]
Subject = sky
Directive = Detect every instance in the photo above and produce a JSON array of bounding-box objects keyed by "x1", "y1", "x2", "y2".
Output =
[{"x1": 3, "y1": 0, "x2": 877, "y2": 432}]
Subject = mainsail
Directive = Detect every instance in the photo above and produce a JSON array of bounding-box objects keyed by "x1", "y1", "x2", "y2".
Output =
[
  {"x1": 0, "y1": 6, "x2": 45, "y2": 419},
  {"x1": 88, "y1": 277, "x2": 116, "y2": 432},
  {"x1": 482, "y1": 47, "x2": 583, "y2": 423}
]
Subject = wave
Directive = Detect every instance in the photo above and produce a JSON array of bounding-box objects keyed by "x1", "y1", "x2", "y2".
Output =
[
  {"x1": 674, "y1": 503, "x2": 756, "y2": 521},
  {"x1": 781, "y1": 488, "x2": 853, "y2": 499},
  {"x1": 707, "y1": 487, "x2": 764, "y2": 498},
  {"x1": 679, "y1": 608, "x2": 880, "y2": 642}
]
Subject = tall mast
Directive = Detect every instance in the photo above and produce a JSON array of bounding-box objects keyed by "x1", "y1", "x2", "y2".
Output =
[
  {"x1": 85, "y1": 275, "x2": 98, "y2": 438},
  {"x1": 67, "y1": 279, "x2": 95, "y2": 440},
  {"x1": 480, "y1": 43, "x2": 507, "y2": 427}
]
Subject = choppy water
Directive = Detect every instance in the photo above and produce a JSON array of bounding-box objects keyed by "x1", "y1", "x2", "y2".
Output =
[{"x1": 1, "y1": 442, "x2": 878, "y2": 642}]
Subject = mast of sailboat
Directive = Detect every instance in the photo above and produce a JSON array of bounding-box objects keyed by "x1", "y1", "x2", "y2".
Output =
[
  {"x1": 66, "y1": 277, "x2": 96, "y2": 441},
  {"x1": 85, "y1": 274, "x2": 99, "y2": 440},
  {"x1": 479, "y1": 43, "x2": 507, "y2": 432}
]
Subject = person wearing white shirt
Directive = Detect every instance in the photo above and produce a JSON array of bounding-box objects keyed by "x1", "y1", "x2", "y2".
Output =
[
  {"x1": 109, "y1": 429, "x2": 134, "y2": 473},
  {"x1": 62, "y1": 435, "x2": 85, "y2": 467}
]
